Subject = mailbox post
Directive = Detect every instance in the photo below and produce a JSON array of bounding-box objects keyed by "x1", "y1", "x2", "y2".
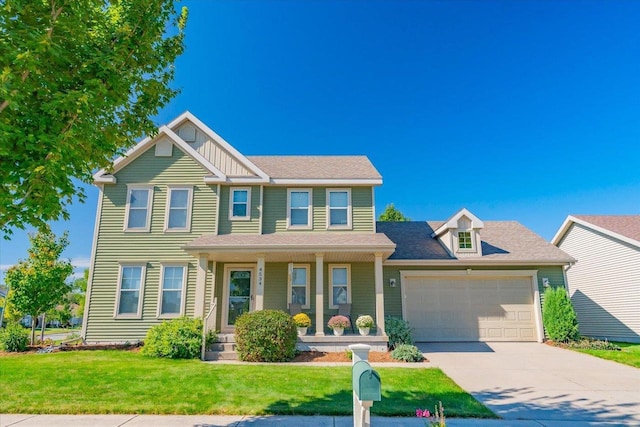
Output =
[{"x1": 349, "y1": 344, "x2": 381, "y2": 427}]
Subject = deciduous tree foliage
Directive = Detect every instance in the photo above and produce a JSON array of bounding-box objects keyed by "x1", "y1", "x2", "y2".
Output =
[
  {"x1": 5, "y1": 228, "x2": 73, "y2": 344},
  {"x1": 378, "y1": 203, "x2": 411, "y2": 222},
  {"x1": 0, "y1": 0, "x2": 188, "y2": 236}
]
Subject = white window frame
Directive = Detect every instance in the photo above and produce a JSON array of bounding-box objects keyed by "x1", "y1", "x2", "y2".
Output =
[
  {"x1": 164, "y1": 186, "x2": 193, "y2": 232},
  {"x1": 114, "y1": 263, "x2": 146, "y2": 319},
  {"x1": 229, "y1": 187, "x2": 251, "y2": 221},
  {"x1": 157, "y1": 263, "x2": 188, "y2": 318},
  {"x1": 287, "y1": 263, "x2": 311, "y2": 309},
  {"x1": 124, "y1": 185, "x2": 154, "y2": 232},
  {"x1": 326, "y1": 188, "x2": 352, "y2": 230},
  {"x1": 287, "y1": 188, "x2": 312, "y2": 230},
  {"x1": 457, "y1": 230, "x2": 474, "y2": 251},
  {"x1": 328, "y1": 264, "x2": 351, "y2": 309}
]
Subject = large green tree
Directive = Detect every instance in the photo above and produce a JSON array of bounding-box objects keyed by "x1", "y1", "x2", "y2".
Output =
[
  {"x1": 5, "y1": 228, "x2": 73, "y2": 344},
  {"x1": 378, "y1": 203, "x2": 411, "y2": 222},
  {"x1": 0, "y1": 0, "x2": 188, "y2": 236}
]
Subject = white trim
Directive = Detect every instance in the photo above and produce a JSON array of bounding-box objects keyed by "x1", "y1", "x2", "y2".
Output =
[
  {"x1": 457, "y1": 230, "x2": 474, "y2": 251},
  {"x1": 221, "y1": 264, "x2": 256, "y2": 332},
  {"x1": 164, "y1": 186, "x2": 193, "y2": 232},
  {"x1": 114, "y1": 263, "x2": 147, "y2": 319},
  {"x1": 531, "y1": 270, "x2": 544, "y2": 342},
  {"x1": 371, "y1": 187, "x2": 376, "y2": 231},
  {"x1": 214, "y1": 184, "x2": 220, "y2": 235},
  {"x1": 384, "y1": 259, "x2": 571, "y2": 266},
  {"x1": 551, "y1": 215, "x2": 640, "y2": 248},
  {"x1": 328, "y1": 264, "x2": 351, "y2": 309},
  {"x1": 124, "y1": 185, "x2": 154, "y2": 232},
  {"x1": 287, "y1": 188, "x2": 313, "y2": 230},
  {"x1": 326, "y1": 188, "x2": 352, "y2": 230},
  {"x1": 287, "y1": 263, "x2": 311, "y2": 309},
  {"x1": 270, "y1": 178, "x2": 382, "y2": 185},
  {"x1": 229, "y1": 187, "x2": 251, "y2": 221},
  {"x1": 157, "y1": 263, "x2": 188, "y2": 318},
  {"x1": 432, "y1": 208, "x2": 484, "y2": 237},
  {"x1": 258, "y1": 186, "x2": 264, "y2": 235},
  {"x1": 81, "y1": 185, "x2": 104, "y2": 339}
]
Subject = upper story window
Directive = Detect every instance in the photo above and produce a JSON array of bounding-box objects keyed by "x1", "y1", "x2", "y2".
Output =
[
  {"x1": 158, "y1": 265, "x2": 186, "y2": 317},
  {"x1": 125, "y1": 185, "x2": 153, "y2": 232},
  {"x1": 288, "y1": 264, "x2": 310, "y2": 309},
  {"x1": 458, "y1": 231, "x2": 473, "y2": 249},
  {"x1": 287, "y1": 189, "x2": 312, "y2": 229},
  {"x1": 115, "y1": 264, "x2": 146, "y2": 318},
  {"x1": 229, "y1": 187, "x2": 251, "y2": 220},
  {"x1": 327, "y1": 189, "x2": 351, "y2": 229},
  {"x1": 329, "y1": 264, "x2": 350, "y2": 309},
  {"x1": 165, "y1": 186, "x2": 193, "y2": 232}
]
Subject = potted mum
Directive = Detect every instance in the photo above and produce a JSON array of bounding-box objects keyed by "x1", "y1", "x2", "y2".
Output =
[
  {"x1": 293, "y1": 313, "x2": 311, "y2": 336},
  {"x1": 355, "y1": 315, "x2": 374, "y2": 336},
  {"x1": 327, "y1": 315, "x2": 350, "y2": 336}
]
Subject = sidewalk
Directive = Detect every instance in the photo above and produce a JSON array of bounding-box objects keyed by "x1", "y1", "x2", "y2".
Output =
[{"x1": 1, "y1": 414, "x2": 633, "y2": 427}]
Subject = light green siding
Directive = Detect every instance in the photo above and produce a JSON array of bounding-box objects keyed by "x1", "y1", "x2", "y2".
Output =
[
  {"x1": 351, "y1": 187, "x2": 375, "y2": 232},
  {"x1": 217, "y1": 185, "x2": 261, "y2": 234},
  {"x1": 86, "y1": 147, "x2": 217, "y2": 342}
]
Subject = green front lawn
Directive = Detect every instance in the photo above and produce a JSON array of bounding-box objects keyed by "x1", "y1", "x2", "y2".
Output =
[
  {"x1": 0, "y1": 350, "x2": 495, "y2": 418},
  {"x1": 574, "y1": 342, "x2": 640, "y2": 369}
]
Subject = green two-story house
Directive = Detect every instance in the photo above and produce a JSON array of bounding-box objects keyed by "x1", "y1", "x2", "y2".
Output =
[{"x1": 83, "y1": 112, "x2": 574, "y2": 351}]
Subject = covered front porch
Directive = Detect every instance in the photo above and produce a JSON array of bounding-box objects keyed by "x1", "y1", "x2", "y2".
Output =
[{"x1": 183, "y1": 233, "x2": 395, "y2": 352}]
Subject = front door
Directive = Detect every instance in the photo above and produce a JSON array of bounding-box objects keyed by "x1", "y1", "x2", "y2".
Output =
[{"x1": 224, "y1": 267, "x2": 254, "y2": 330}]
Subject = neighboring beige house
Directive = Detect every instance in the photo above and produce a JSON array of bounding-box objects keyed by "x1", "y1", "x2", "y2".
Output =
[
  {"x1": 82, "y1": 112, "x2": 574, "y2": 356},
  {"x1": 552, "y1": 215, "x2": 640, "y2": 343}
]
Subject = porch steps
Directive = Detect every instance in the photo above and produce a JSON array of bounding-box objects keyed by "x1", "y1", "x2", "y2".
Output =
[{"x1": 204, "y1": 334, "x2": 237, "y2": 361}]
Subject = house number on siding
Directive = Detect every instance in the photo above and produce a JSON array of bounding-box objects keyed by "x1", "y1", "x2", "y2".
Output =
[{"x1": 258, "y1": 267, "x2": 263, "y2": 289}]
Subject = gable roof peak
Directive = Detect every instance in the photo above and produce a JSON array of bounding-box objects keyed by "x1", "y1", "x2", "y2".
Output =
[
  {"x1": 551, "y1": 214, "x2": 640, "y2": 247},
  {"x1": 432, "y1": 208, "x2": 484, "y2": 237}
]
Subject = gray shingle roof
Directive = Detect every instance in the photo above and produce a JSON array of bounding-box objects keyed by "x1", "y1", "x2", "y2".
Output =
[
  {"x1": 573, "y1": 215, "x2": 640, "y2": 242},
  {"x1": 377, "y1": 221, "x2": 574, "y2": 263},
  {"x1": 247, "y1": 156, "x2": 381, "y2": 180}
]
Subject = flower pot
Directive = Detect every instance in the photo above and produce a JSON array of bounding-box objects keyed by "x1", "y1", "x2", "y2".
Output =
[
  {"x1": 358, "y1": 327, "x2": 370, "y2": 336},
  {"x1": 297, "y1": 327, "x2": 307, "y2": 336},
  {"x1": 333, "y1": 327, "x2": 344, "y2": 336}
]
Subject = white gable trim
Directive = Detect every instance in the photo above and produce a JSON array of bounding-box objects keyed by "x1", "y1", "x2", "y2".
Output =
[
  {"x1": 551, "y1": 215, "x2": 640, "y2": 249},
  {"x1": 432, "y1": 208, "x2": 484, "y2": 237},
  {"x1": 167, "y1": 111, "x2": 270, "y2": 182}
]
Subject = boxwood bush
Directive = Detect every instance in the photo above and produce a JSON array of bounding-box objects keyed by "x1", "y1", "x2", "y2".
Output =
[
  {"x1": 385, "y1": 316, "x2": 413, "y2": 350},
  {"x1": 141, "y1": 317, "x2": 203, "y2": 359},
  {"x1": 0, "y1": 323, "x2": 29, "y2": 352},
  {"x1": 542, "y1": 286, "x2": 579, "y2": 343},
  {"x1": 235, "y1": 310, "x2": 298, "y2": 362}
]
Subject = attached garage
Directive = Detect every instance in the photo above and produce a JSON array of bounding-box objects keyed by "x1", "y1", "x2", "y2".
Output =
[{"x1": 402, "y1": 271, "x2": 543, "y2": 342}]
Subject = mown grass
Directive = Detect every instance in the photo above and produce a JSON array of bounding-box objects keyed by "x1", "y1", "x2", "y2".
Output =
[
  {"x1": 0, "y1": 350, "x2": 495, "y2": 418},
  {"x1": 573, "y1": 342, "x2": 640, "y2": 369}
]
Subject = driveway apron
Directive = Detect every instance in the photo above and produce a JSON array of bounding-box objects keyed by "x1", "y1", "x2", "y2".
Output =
[{"x1": 419, "y1": 342, "x2": 640, "y2": 425}]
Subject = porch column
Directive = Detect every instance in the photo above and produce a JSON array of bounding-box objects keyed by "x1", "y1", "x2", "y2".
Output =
[
  {"x1": 210, "y1": 261, "x2": 217, "y2": 330},
  {"x1": 315, "y1": 253, "x2": 324, "y2": 336},
  {"x1": 194, "y1": 254, "x2": 208, "y2": 318},
  {"x1": 374, "y1": 253, "x2": 385, "y2": 335},
  {"x1": 255, "y1": 255, "x2": 265, "y2": 311}
]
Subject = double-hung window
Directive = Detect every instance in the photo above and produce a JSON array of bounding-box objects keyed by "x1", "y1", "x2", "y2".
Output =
[
  {"x1": 229, "y1": 188, "x2": 251, "y2": 220},
  {"x1": 329, "y1": 265, "x2": 350, "y2": 309},
  {"x1": 327, "y1": 189, "x2": 351, "y2": 229},
  {"x1": 159, "y1": 265, "x2": 186, "y2": 316},
  {"x1": 165, "y1": 186, "x2": 193, "y2": 231},
  {"x1": 458, "y1": 231, "x2": 473, "y2": 250},
  {"x1": 287, "y1": 189, "x2": 312, "y2": 229},
  {"x1": 125, "y1": 186, "x2": 153, "y2": 231},
  {"x1": 288, "y1": 264, "x2": 310, "y2": 308},
  {"x1": 116, "y1": 265, "x2": 145, "y2": 317}
]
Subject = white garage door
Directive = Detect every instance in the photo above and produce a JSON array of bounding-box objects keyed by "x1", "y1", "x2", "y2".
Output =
[{"x1": 405, "y1": 275, "x2": 537, "y2": 342}]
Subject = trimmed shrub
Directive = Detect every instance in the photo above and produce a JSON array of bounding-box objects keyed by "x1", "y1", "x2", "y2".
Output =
[
  {"x1": 542, "y1": 286, "x2": 579, "y2": 343},
  {"x1": 141, "y1": 317, "x2": 203, "y2": 359},
  {"x1": 0, "y1": 323, "x2": 29, "y2": 352},
  {"x1": 391, "y1": 344, "x2": 424, "y2": 362},
  {"x1": 235, "y1": 310, "x2": 298, "y2": 362},
  {"x1": 385, "y1": 316, "x2": 413, "y2": 349}
]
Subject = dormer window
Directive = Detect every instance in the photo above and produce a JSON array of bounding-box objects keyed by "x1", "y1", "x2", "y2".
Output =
[{"x1": 458, "y1": 231, "x2": 473, "y2": 249}]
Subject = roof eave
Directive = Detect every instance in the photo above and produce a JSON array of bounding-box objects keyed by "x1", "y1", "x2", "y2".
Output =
[{"x1": 384, "y1": 259, "x2": 574, "y2": 266}]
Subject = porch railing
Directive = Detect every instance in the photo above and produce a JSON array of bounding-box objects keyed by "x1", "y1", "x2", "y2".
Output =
[{"x1": 201, "y1": 297, "x2": 217, "y2": 361}]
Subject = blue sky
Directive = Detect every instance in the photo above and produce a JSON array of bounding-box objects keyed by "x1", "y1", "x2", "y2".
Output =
[{"x1": 1, "y1": 0, "x2": 639, "y2": 282}]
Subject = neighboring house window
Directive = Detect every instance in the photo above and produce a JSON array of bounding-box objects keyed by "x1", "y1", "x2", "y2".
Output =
[
  {"x1": 327, "y1": 189, "x2": 351, "y2": 229},
  {"x1": 288, "y1": 264, "x2": 310, "y2": 309},
  {"x1": 458, "y1": 231, "x2": 473, "y2": 249},
  {"x1": 158, "y1": 265, "x2": 186, "y2": 317},
  {"x1": 125, "y1": 186, "x2": 153, "y2": 231},
  {"x1": 287, "y1": 189, "x2": 312, "y2": 229},
  {"x1": 329, "y1": 265, "x2": 350, "y2": 309},
  {"x1": 229, "y1": 188, "x2": 251, "y2": 220},
  {"x1": 116, "y1": 265, "x2": 146, "y2": 317},
  {"x1": 165, "y1": 186, "x2": 193, "y2": 231}
]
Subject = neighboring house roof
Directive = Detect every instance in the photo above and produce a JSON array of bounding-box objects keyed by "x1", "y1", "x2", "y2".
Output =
[
  {"x1": 378, "y1": 220, "x2": 575, "y2": 264},
  {"x1": 247, "y1": 156, "x2": 382, "y2": 182},
  {"x1": 552, "y1": 215, "x2": 640, "y2": 248}
]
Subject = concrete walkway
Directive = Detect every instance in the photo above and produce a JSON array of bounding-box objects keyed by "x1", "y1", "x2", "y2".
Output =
[{"x1": 420, "y1": 342, "x2": 640, "y2": 425}]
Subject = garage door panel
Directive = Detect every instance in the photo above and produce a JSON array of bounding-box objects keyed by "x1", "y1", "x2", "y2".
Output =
[{"x1": 405, "y1": 276, "x2": 537, "y2": 342}]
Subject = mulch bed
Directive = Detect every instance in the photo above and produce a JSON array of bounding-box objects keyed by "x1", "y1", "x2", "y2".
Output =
[{"x1": 293, "y1": 351, "x2": 429, "y2": 363}]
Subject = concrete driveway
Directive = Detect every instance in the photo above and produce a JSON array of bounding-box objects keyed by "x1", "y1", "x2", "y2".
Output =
[{"x1": 419, "y1": 342, "x2": 640, "y2": 425}]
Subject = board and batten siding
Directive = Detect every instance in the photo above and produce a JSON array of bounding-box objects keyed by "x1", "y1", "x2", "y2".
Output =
[
  {"x1": 86, "y1": 146, "x2": 217, "y2": 342},
  {"x1": 261, "y1": 186, "x2": 375, "y2": 233},
  {"x1": 558, "y1": 223, "x2": 640, "y2": 343}
]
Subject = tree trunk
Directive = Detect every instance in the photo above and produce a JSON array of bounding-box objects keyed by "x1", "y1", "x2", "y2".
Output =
[
  {"x1": 40, "y1": 313, "x2": 46, "y2": 343},
  {"x1": 30, "y1": 316, "x2": 36, "y2": 346}
]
